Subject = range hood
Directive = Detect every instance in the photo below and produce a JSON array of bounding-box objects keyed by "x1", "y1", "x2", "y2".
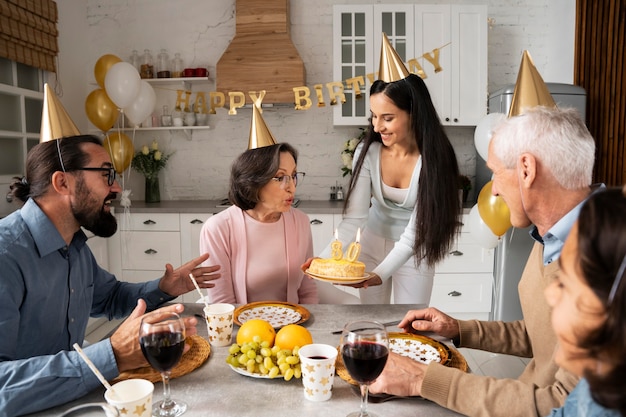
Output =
[{"x1": 216, "y1": 0, "x2": 305, "y2": 104}]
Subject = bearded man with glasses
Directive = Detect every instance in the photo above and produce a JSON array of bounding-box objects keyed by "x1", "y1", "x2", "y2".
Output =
[{"x1": 0, "y1": 135, "x2": 221, "y2": 415}]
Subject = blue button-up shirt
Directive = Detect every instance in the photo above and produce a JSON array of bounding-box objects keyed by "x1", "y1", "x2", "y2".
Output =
[
  {"x1": 530, "y1": 184, "x2": 606, "y2": 265},
  {"x1": 0, "y1": 199, "x2": 174, "y2": 416}
]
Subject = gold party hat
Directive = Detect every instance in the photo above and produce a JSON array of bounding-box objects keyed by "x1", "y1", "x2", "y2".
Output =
[
  {"x1": 40, "y1": 83, "x2": 81, "y2": 142},
  {"x1": 378, "y1": 33, "x2": 410, "y2": 82},
  {"x1": 248, "y1": 104, "x2": 277, "y2": 149},
  {"x1": 508, "y1": 50, "x2": 556, "y2": 117}
]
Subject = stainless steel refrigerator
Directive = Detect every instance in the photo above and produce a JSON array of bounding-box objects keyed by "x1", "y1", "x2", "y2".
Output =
[{"x1": 478, "y1": 83, "x2": 587, "y2": 321}]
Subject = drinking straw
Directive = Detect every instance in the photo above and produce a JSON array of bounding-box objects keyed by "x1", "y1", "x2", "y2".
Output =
[
  {"x1": 72, "y1": 343, "x2": 118, "y2": 398},
  {"x1": 189, "y1": 273, "x2": 210, "y2": 310}
]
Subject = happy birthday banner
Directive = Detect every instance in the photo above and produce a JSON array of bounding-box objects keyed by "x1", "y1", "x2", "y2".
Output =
[{"x1": 174, "y1": 43, "x2": 450, "y2": 115}]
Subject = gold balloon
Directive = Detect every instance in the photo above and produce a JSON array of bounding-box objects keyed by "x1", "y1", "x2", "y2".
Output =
[
  {"x1": 103, "y1": 132, "x2": 134, "y2": 173},
  {"x1": 94, "y1": 54, "x2": 122, "y2": 89},
  {"x1": 85, "y1": 89, "x2": 118, "y2": 132},
  {"x1": 477, "y1": 181, "x2": 512, "y2": 237}
]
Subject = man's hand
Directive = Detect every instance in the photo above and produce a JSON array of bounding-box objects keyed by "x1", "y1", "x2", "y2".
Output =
[
  {"x1": 159, "y1": 253, "x2": 221, "y2": 297},
  {"x1": 110, "y1": 301, "x2": 198, "y2": 373},
  {"x1": 369, "y1": 352, "x2": 427, "y2": 396},
  {"x1": 398, "y1": 307, "x2": 460, "y2": 340}
]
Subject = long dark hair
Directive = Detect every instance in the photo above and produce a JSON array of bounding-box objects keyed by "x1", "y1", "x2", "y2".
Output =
[
  {"x1": 229, "y1": 143, "x2": 298, "y2": 210},
  {"x1": 9, "y1": 135, "x2": 102, "y2": 203},
  {"x1": 576, "y1": 187, "x2": 626, "y2": 416},
  {"x1": 344, "y1": 74, "x2": 461, "y2": 267}
]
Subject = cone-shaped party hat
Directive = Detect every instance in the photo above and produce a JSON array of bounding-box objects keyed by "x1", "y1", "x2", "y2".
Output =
[
  {"x1": 248, "y1": 104, "x2": 277, "y2": 149},
  {"x1": 508, "y1": 50, "x2": 557, "y2": 117},
  {"x1": 40, "y1": 84, "x2": 81, "y2": 143},
  {"x1": 378, "y1": 33, "x2": 410, "y2": 83}
]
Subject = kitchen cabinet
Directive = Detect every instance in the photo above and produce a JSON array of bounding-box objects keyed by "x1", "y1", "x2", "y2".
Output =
[
  {"x1": 180, "y1": 212, "x2": 213, "y2": 267},
  {"x1": 332, "y1": 4, "x2": 487, "y2": 126},
  {"x1": 107, "y1": 212, "x2": 188, "y2": 301},
  {"x1": 430, "y1": 214, "x2": 494, "y2": 319},
  {"x1": 415, "y1": 5, "x2": 488, "y2": 126},
  {"x1": 307, "y1": 213, "x2": 335, "y2": 255}
]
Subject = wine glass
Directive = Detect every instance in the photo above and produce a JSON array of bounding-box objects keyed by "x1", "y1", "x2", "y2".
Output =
[
  {"x1": 340, "y1": 320, "x2": 389, "y2": 417},
  {"x1": 139, "y1": 311, "x2": 187, "y2": 417}
]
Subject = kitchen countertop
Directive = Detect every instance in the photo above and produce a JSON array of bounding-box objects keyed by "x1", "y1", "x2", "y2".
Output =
[
  {"x1": 113, "y1": 200, "x2": 473, "y2": 215},
  {"x1": 27, "y1": 303, "x2": 469, "y2": 417},
  {"x1": 113, "y1": 199, "x2": 348, "y2": 214}
]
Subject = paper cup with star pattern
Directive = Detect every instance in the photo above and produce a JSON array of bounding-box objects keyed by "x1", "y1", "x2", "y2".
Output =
[
  {"x1": 298, "y1": 343, "x2": 338, "y2": 401},
  {"x1": 204, "y1": 303, "x2": 235, "y2": 346},
  {"x1": 105, "y1": 378, "x2": 153, "y2": 417}
]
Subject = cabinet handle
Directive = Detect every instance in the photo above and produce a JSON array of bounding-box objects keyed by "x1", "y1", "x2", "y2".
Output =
[
  {"x1": 450, "y1": 250, "x2": 463, "y2": 256},
  {"x1": 143, "y1": 219, "x2": 156, "y2": 225},
  {"x1": 144, "y1": 248, "x2": 158, "y2": 255},
  {"x1": 190, "y1": 219, "x2": 203, "y2": 224},
  {"x1": 447, "y1": 290, "x2": 462, "y2": 297},
  {"x1": 445, "y1": 117, "x2": 450, "y2": 122},
  {"x1": 310, "y1": 219, "x2": 323, "y2": 225}
]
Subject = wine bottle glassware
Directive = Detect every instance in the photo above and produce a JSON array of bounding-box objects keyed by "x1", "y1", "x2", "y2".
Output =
[
  {"x1": 340, "y1": 320, "x2": 389, "y2": 417},
  {"x1": 139, "y1": 311, "x2": 187, "y2": 417}
]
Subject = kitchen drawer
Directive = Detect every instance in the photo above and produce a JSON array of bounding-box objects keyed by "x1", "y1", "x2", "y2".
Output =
[
  {"x1": 121, "y1": 231, "x2": 181, "y2": 270},
  {"x1": 118, "y1": 213, "x2": 180, "y2": 231},
  {"x1": 436, "y1": 234, "x2": 494, "y2": 273},
  {"x1": 430, "y1": 273, "x2": 493, "y2": 313}
]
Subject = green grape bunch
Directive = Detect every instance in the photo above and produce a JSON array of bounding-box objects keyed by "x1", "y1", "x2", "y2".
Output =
[{"x1": 226, "y1": 335, "x2": 302, "y2": 381}]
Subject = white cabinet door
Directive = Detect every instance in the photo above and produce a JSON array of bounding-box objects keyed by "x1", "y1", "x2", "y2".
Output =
[
  {"x1": 449, "y1": 5, "x2": 488, "y2": 125},
  {"x1": 180, "y1": 213, "x2": 213, "y2": 262},
  {"x1": 415, "y1": 4, "x2": 487, "y2": 126},
  {"x1": 307, "y1": 214, "x2": 335, "y2": 255}
]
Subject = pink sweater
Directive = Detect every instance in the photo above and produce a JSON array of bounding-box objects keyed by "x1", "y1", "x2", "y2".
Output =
[{"x1": 199, "y1": 205, "x2": 318, "y2": 304}]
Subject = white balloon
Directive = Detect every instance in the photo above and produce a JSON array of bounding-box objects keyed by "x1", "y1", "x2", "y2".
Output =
[
  {"x1": 468, "y1": 204, "x2": 500, "y2": 249},
  {"x1": 474, "y1": 112, "x2": 506, "y2": 161},
  {"x1": 104, "y1": 62, "x2": 141, "y2": 109},
  {"x1": 124, "y1": 81, "x2": 156, "y2": 127}
]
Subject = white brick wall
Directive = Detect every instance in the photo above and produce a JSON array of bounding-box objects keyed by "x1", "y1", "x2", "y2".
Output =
[{"x1": 55, "y1": 0, "x2": 574, "y2": 203}]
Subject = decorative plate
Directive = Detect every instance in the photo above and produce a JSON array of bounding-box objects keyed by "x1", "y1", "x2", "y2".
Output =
[
  {"x1": 336, "y1": 332, "x2": 452, "y2": 386},
  {"x1": 305, "y1": 270, "x2": 372, "y2": 285},
  {"x1": 228, "y1": 364, "x2": 284, "y2": 379},
  {"x1": 234, "y1": 301, "x2": 310, "y2": 328}
]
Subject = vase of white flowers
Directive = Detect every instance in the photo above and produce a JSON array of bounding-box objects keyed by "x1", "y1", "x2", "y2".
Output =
[
  {"x1": 341, "y1": 128, "x2": 366, "y2": 177},
  {"x1": 131, "y1": 140, "x2": 172, "y2": 203}
]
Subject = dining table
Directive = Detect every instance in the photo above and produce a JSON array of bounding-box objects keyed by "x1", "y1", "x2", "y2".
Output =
[{"x1": 27, "y1": 303, "x2": 469, "y2": 417}]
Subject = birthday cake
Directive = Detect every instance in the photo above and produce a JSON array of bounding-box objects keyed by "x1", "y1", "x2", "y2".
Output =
[{"x1": 308, "y1": 258, "x2": 366, "y2": 278}]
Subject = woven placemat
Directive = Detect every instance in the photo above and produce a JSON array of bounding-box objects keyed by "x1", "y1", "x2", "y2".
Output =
[
  {"x1": 336, "y1": 343, "x2": 468, "y2": 386},
  {"x1": 113, "y1": 335, "x2": 211, "y2": 384}
]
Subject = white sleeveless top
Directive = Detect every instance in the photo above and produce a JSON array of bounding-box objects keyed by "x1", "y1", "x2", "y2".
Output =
[{"x1": 382, "y1": 181, "x2": 409, "y2": 204}]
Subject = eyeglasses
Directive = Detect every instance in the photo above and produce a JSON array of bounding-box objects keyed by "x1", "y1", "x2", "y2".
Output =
[
  {"x1": 75, "y1": 167, "x2": 117, "y2": 186},
  {"x1": 271, "y1": 172, "x2": 305, "y2": 188}
]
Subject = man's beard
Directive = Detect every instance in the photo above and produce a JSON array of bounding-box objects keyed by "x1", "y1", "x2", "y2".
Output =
[{"x1": 72, "y1": 179, "x2": 118, "y2": 237}]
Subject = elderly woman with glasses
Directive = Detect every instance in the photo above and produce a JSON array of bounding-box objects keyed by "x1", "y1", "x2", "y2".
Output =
[{"x1": 199, "y1": 142, "x2": 319, "y2": 304}]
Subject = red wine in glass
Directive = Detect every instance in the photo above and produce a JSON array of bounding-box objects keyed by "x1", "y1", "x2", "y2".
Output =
[
  {"x1": 139, "y1": 311, "x2": 187, "y2": 417},
  {"x1": 341, "y1": 341, "x2": 389, "y2": 384},
  {"x1": 340, "y1": 320, "x2": 389, "y2": 417},
  {"x1": 140, "y1": 331, "x2": 185, "y2": 372}
]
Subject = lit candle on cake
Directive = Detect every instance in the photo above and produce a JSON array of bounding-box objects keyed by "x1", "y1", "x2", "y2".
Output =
[
  {"x1": 331, "y1": 229, "x2": 343, "y2": 260},
  {"x1": 345, "y1": 228, "x2": 361, "y2": 262}
]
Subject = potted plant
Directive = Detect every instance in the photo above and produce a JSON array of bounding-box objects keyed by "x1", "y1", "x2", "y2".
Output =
[{"x1": 458, "y1": 175, "x2": 472, "y2": 203}]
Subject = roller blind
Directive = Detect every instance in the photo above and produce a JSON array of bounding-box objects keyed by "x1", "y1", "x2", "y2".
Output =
[{"x1": 0, "y1": 0, "x2": 58, "y2": 72}]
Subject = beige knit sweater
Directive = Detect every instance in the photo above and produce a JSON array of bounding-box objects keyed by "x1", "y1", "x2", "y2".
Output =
[{"x1": 421, "y1": 242, "x2": 579, "y2": 417}]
